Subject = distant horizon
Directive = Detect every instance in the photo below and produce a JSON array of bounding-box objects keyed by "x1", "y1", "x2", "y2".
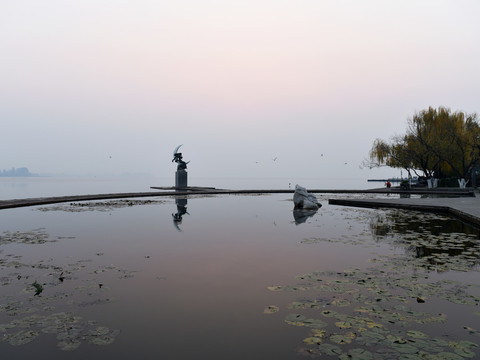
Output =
[{"x1": 0, "y1": 168, "x2": 403, "y2": 180}]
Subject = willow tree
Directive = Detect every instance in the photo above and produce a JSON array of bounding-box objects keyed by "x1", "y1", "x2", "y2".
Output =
[{"x1": 367, "y1": 107, "x2": 480, "y2": 179}]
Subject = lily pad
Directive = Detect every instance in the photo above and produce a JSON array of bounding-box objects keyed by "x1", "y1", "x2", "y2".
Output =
[
  {"x1": 464, "y1": 326, "x2": 480, "y2": 336},
  {"x1": 332, "y1": 299, "x2": 351, "y2": 307},
  {"x1": 303, "y1": 318, "x2": 327, "y2": 329},
  {"x1": 90, "y1": 335, "x2": 116, "y2": 346},
  {"x1": 430, "y1": 352, "x2": 465, "y2": 360},
  {"x1": 335, "y1": 321, "x2": 353, "y2": 329},
  {"x1": 89, "y1": 326, "x2": 110, "y2": 336},
  {"x1": 263, "y1": 305, "x2": 279, "y2": 314},
  {"x1": 406, "y1": 330, "x2": 428, "y2": 339},
  {"x1": 390, "y1": 342, "x2": 418, "y2": 354},
  {"x1": 7, "y1": 330, "x2": 39, "y2": 346},
  {"x1": 450, "y1": 340, "x2": 478, "y2": 358},
  {"x1": 339, "y1": 348, "x2": 374, "y2": 360},
  {"x1": 330, "y1": 332, "x2": 356, "y2": 344},
  {"x1": 318, "y1": 343, "x2": 343, "y2": 356},
  {"x1": 57, "y1": 340, "x2": 82, "y2": 351},
  {"x1": 284, "y1": 314, "x2": 327, "y2": 329},
  {"x1": 303, "y1": 337, "x2": 323, "y2": 345},
  {"x1": 267, "y1": 286, "x2": 283, "y2": 291}
]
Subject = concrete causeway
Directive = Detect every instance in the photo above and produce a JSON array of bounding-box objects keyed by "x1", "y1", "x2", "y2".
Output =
[
  {"x1": 329, "y1": 191, "x2": 480, "y2": 227},
  {"x1": 0, "y1": 188, "x2": 294, "y2": 209}
]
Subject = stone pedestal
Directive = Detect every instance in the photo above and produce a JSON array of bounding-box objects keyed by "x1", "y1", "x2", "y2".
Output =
[{"x1": 175, "y1": 170, "x2": 187, "y2": 189}]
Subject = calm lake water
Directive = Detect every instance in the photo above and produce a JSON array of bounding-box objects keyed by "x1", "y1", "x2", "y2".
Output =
[
  {"x1": 0, "y1": 176, "x2": 377, "y2": 200},
  {"x1": 0, "y1": 179, "x2": 479, "y2": 359}
]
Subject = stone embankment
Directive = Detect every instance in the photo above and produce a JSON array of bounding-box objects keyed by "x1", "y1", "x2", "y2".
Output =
[{"x1": 329, "y1": 189, "x2": 480, "y2": 227}]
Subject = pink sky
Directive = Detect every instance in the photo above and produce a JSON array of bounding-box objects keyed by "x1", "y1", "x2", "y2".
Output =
[{"x1": 1, "y1": 0, "x2": 479, "y2": 179}]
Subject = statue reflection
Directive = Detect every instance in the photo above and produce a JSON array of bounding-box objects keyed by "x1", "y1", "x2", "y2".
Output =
[
  {"x1": 292, "y1": 185, "x2": 321, "y2": 225},
  {"x1": 293, "y1": 209, "x2": 317, "y2": 225},
  {"x1": 172, "y1": 198, "x2": 189, "y2": 231}
]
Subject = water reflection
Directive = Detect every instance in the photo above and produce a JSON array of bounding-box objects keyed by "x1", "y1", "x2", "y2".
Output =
[
  {"x1": 370, "y1": 210, "x2": 480, "y2": 239},
  {"x1": 369, "y1": 210, "x2": 480, "y2": 271},
  {"x1": 293, "y1": 209, "x2": 317, "y2": 225},
  {"x1": 172, "y1": 198, "x2": 188, "y2": 231},
  {"x1": 271, "y1": 206, "x2": 480, "y2": 359},
  {"x1": 1, "y1": 195, "x2": 480, "y2": 359}
]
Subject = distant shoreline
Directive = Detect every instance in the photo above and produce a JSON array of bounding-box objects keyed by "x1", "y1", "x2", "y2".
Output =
[
  {"x1": 0, "y1": 175, "x2": 40, "y2": 178},
  {"x1": 0, "y1": 167, "x2": 38, "y2": 177}
]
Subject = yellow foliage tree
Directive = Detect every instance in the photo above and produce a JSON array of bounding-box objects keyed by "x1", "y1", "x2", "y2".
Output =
[{"x1": 367, "y1": 107, "x2": 480, "y2": 179}]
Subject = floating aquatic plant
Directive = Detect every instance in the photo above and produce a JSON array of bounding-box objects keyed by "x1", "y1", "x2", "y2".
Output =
[
  {"x1": 7, "y1": 329, "x2": 39, "y2": 346},
  {"x1": 0, "y1": 231, "x2": 136, "y2": 351},
  {"x1": 0, "y1": 312, "x2": 120, "y2": 350},
  {"x1": 0, "y1": 228, "x2": 54, "y2": 246},
  {"x1": 36, "y1": 199, "x2": 165, "y2": 212},
  {"x1": 302, "y1": 207, "x2": 480, "y2": 275},
  {"x1": 263, "y1": 305, "x2": 279, "y2": 314},
  {"x1": 32, "y1": 281, "x2": 44, "y2": 296},
  {"x1": 267, "y1": 207, "x2": 480, "y2": 358}
]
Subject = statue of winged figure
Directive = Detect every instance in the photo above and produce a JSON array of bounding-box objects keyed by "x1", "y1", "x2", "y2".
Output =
[{"x1": 172, "y1": 144, "x2": 189, "y2": 171}]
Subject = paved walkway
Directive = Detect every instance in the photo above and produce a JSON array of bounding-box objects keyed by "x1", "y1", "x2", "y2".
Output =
[{"x1": 329, "y1": 192, "x2": 480, "y2": 227}]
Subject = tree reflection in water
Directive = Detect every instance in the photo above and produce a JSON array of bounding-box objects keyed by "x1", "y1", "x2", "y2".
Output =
[{"x1": 369, "y1": 210, "x2": 480, "y2": 271}]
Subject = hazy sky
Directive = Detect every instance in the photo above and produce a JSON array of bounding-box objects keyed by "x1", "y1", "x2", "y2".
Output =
[{"x1": 1, "y1": 0, "x2": 479, "y2": 180}]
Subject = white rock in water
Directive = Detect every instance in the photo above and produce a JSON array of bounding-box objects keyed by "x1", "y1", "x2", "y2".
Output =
[{"x1": 293, "y1": 184, "x2": 321, "y2": 209}]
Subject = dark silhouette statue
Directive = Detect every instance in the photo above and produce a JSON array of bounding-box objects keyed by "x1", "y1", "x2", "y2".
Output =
[
  {"x1": 172, "y1": 152, "x2": 188, "y2": 171},
  {"x1": 172, "y1": 144, "x2": 189, "y2": 171},
  {"x1": 172, "y1": 144, "x2": 189, "y2": 189}
]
